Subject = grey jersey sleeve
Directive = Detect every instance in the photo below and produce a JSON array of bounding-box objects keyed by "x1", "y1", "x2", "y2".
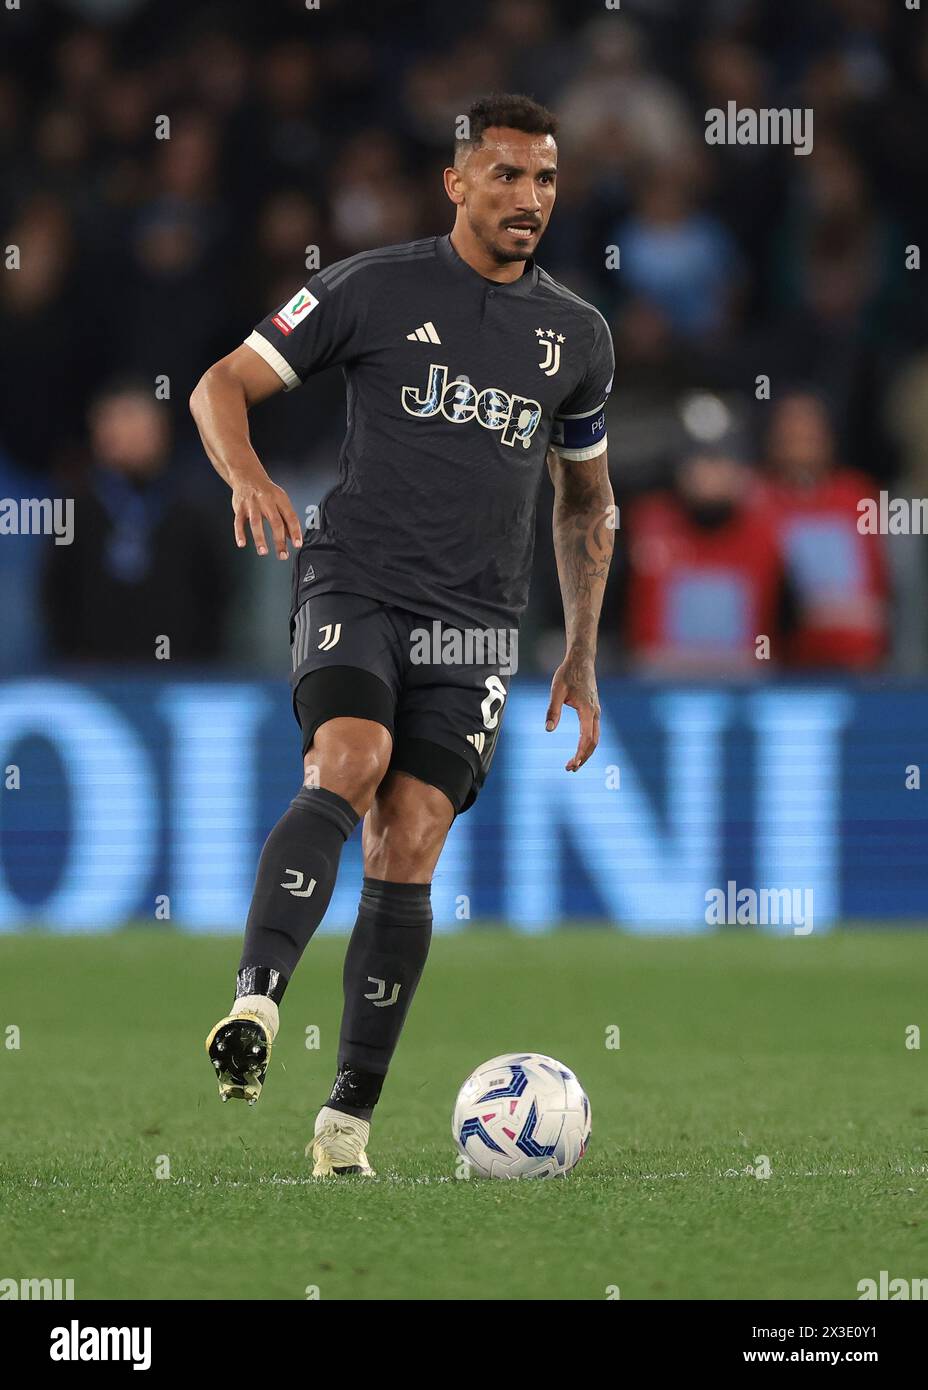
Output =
[
  {"x1": 550, "y1": 310, "x2": 615, "y2": 461},
  {"x1": 244, "y1": 272, "x2": 368, "y2": 390}
]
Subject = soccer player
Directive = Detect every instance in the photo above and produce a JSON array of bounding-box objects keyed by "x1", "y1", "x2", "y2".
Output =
[{"x1": 190, "y1": 94, "x2": 615, "y2": 1176}]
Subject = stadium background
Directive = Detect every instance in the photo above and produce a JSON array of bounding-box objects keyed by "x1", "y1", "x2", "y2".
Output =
[{"x1": 2, "y1": 0, "x2": 928, "y2": 932}]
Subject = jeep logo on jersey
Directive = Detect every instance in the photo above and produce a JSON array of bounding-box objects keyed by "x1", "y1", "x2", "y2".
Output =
[{"x1": 401, "y1": 364, "x2": 542, "y2": 449}]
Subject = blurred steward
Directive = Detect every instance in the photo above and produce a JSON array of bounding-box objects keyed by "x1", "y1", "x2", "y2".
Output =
[
  {"x1": 42, "y1": 379, "x2": 235, "y2": 664},
  {"x1": 625, "y1": 437, "x2": 782, "y2": 676},
  {"x1": 762, "y1": 392, "x2": 889, "y2": 670}
]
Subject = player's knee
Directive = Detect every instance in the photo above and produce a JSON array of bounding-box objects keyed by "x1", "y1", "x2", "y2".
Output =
[
  {"x1": 306, "y1": 720, "x2": 392, "y2": 813},
  {"x1": 317, "y1": 745, "x2": 389, "y2": 806},
  {"x1": 364, "y1": 831, "x2": 441, "y2": 883},
  {"x1": 363, "y1": 777, "x2": 453, "y2": 881}
]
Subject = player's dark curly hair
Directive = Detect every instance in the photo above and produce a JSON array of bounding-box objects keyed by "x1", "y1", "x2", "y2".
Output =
[{"x1": 455, "y1": 93, "x2": 558, "y2": 164}]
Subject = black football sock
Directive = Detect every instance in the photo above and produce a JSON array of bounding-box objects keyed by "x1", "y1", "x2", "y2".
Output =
[
  {"x1": 238, "y1": 785, "x2": 359, "y2": 991},
  {"x1": 326, "y1": 878, "x2": 432, "y2": 1121}
]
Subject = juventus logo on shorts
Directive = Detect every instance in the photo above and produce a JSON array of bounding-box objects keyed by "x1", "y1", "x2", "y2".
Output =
[{"x1": 292, "y1": 607, "x2": 343, "y2": 666}]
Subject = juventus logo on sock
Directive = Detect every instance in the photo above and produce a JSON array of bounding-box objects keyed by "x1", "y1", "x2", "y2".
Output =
[
  {"x1": 364, "y1": 976, "x2": 401, "y2": 1007},
  {"x1": 281, "y1": 868, "x2": 317, "y2": 897}
]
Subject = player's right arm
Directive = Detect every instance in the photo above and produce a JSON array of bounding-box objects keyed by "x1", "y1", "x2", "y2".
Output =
[
  {"x1": 189, "y1": 345, "x2": 303, "y2": 560},
  {"x1": 193, "y1": 266, "x2": 367, "y2": 555}
]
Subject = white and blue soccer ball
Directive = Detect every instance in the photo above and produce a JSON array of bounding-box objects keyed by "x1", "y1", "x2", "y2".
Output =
[{"x1": 452, "y1": 1052, "x2": 591, "y2": 1179}]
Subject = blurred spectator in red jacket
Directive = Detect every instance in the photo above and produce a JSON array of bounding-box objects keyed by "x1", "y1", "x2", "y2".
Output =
[
  {"x1": 763, "y1": 392, "x2": 889, "y2": 670},
  {"x1": 626, "y1": 443, "x2": 782, "y2": 676}
]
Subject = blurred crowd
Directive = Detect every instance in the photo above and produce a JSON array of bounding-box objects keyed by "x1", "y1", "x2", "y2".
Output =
[{"x1": 2, "y1": 0, "x2": 928, "y2": 675}]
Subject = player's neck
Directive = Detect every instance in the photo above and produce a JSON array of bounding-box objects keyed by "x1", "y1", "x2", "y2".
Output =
[{"x1": 448, "y1": 225, "x2": 529, "y2": 285}]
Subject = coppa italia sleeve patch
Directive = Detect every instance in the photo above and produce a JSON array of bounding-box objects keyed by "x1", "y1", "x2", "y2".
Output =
[{"x1": 272, "y1": 288, "x2": 320, "y2": 335}]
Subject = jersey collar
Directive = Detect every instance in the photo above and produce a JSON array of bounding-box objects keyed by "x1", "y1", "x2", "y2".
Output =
[{"x1": 437, "y1": 233, "x2": 539, "y2": 297}]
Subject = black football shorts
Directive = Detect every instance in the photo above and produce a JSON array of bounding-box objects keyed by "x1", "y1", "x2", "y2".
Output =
[{"x1": 289, "y1": 592, "x2": 512, "y2": 814}]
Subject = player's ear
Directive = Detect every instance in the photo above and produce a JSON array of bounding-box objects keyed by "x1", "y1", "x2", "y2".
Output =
[{"x1": 443, "y1": 165, "x2": 465, "y2": 206}]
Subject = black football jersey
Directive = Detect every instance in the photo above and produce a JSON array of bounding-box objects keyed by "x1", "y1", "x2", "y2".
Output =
[{"x1": 245, "y1": 234, "x2": 614, "y2": 631}]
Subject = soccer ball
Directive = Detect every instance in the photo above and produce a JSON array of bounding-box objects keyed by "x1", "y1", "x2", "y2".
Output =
[{"x1": 452, "y1": 1052, "x2": 591, "y2": 1179}]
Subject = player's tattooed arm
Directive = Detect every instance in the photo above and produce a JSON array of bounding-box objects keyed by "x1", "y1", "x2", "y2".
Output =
[
  {"x1": 546, "y1": 448, "x2": 615, "y2": 771},
  {"x1": 190, "y1": 345, "x2": 303, "y2": 559}
]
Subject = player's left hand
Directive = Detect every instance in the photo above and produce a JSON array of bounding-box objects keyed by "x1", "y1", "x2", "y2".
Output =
[{"x1": 545, "y1": 654, "x2": 601, "y2": 771}]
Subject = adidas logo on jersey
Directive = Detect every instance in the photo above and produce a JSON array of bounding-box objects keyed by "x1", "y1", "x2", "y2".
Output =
[
  {"x1": 466, "y1": 732, "x2": 487, "y2": 755},
  {"x1": 406, "y1": 321, "x2": 441, "y2": 344}
]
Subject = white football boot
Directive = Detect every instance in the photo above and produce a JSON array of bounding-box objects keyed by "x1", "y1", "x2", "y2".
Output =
[
  {"x1": 205, "y1": 995, "x2": 279, "y2": 1105},
  {"x1": 307, "y1": 1105, "x2": 376, "y2": 1177}
]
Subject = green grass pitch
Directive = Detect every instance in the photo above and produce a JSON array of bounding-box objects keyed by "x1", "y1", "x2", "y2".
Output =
[{"x1": 1, "y1": 929, "x2": 925, "y2": 1300}]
